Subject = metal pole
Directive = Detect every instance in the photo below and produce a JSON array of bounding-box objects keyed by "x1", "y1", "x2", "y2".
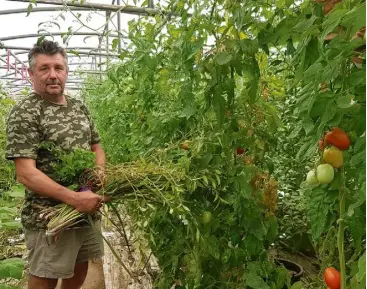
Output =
[
  {"x1": 0, "y1": 32, "x2": 121, "y2": 42},
  {"x1": 117, "y1": 0, "x2": 121, "y2": 53},
  {"x1": 0, "y1": 48, "x2": 116, "y2": 59},
  {"x1": 5, "y1": 0, "x2": 168, "y2": 16},
  {"x1": 0, "y1": 46, "x2": 119, "y2": 57},
  {"x1": 106, "y1": 11, "x2": 110, "y2": 68},
  {"x1": 0, "y1": 7, "x2": 88, "y2": 15}
]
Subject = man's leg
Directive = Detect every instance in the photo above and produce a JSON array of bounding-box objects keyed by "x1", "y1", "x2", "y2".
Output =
[
  {"x1": 27, "y1": 274, "x2": 58, "y2": 289},
  {"x1": 60, "y1": 261, "x2": 88, "y2": 289},
  {"x1": 25, "y1": 229, "x2": 84, "y2": 288}
]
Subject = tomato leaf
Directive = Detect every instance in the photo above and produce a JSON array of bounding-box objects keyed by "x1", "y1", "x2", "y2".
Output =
[
  {"x1": 245, "y1": 272, "x2": 270, "y2": 289},
  {"x1": 290, "y1": 281, "x2": 304, "y2": 289},
  {"x1": 306, "y1": 188, "x2": 338, "y2": 240},
  {"x1": 204, "y1": 235, "x2": 220, "y2": 259},
  {"x1": 356, "y1": 251, "x2": 366, "y2": 282},
  {"x1": 321, "y1": 9, "x2": 348, "y2": 41},
  {"x1": 215, "y1": 51, "x2": 232, "y2": 65}
]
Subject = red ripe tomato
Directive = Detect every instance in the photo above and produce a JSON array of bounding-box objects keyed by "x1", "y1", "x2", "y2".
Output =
[
  {"x1": 182, "y1": 141, "x2": 189, "y2": 150},
  {"x1": 236, "y1": 147, "x2": 245, "y2": 155},
  {"x1": 324, "y1": 127, "x2": 351, "y2": 150},
  {"x1": 324, "y1": 267, "x2": 341, "y2": 289}
]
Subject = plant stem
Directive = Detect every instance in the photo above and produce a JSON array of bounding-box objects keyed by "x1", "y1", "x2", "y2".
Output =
[
  {"x1": 338, "y1": 168, "x2": 346, "y2": 289},
  {"x1": 110, "y1": 203, "x2": 132, "y2": 255},
  {"x1": 87, "y1": 215, "x2": 136, "y2": 280}
]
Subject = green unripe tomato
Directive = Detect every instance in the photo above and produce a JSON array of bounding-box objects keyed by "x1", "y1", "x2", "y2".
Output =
[
  {"x1": 306, "y1": 170, "x2": 319, "y2": 185},
  {"x1": 316, "y1": 164, "x2": 335, "y2": 184},
  {"x1": 202, "y1": 211, "x2": 212, "y2": 225}
]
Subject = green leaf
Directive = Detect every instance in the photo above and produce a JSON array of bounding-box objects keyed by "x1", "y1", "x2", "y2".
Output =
[
  {"x1": 336, "y1": 95, "x2": 353, "y2": 109},
  {"x1": 0, "y1": 207, "x2": 17, "y2": 215},
  {"x1": 180, "y1": 101, "x2": 196, "y2": 119},
  {"x1": 321, "y1": 9, "x2": 348, "y2": 41},
  {"x1": 348, "y1": 206, "x2": 365, "y2": 248},
  {"x1": 246, "y1": 272, "x2": 270, "y2": 289},
  {"x1": 69, "y1": 49, "x2": 80, "y2": 58},
  {"x1": 276, "y1": 267, "x2": 291, "y2": 289},
  {"x1": 0, "y1": 258, "x2": 24, "y2": 280},
  {"x1": 0, "y1": 221, "x2": 22, "y2": 230},
  {"x1": 215, "y1": 51, "x2": 232, "y2": 65},
  {"x1": 265, "y1": 215, "x2": 278, "y2": 242},
  {"x1": 290, "y1": 281, "x2": 304, "y2": 289},
  {"x1": 213, "y1": 91, "x2": 226, "y2": 124},
  {"x1": 341, "y1": 3, "x2": 366, "y2": 36},
  {"x1": 306, "y1": 188, "x2": 338, "y2": 240},
  {"x1": 294, "y1": 15, "x2": 317, "y2": 33},
  {"x1": 221, "y1": 249, "x2": 231, "y2": 264},
  {"x1": 112, "y1": 38, "x2": 119, "y2": 50},
  {"x1": 205, "y1": 235, "x2": 220, "y2": 259},
  {"x1": 347, "y1": 182, "x2": 365, "y2": 218},
  {"x1": 356, "y1": 251, "x2": 366, "y2": 282},
  {"x1": 289, "y1": 125, "x2": 302, "y2": 139},
  {"x1": 0, "y1": 285, "x2": 23, "y2": 289},
  {"x1": 320, "y1": 102, "x2": 337, "y2": 126},
  {"x1": 26, "y1": 3, "x2": 33, "y2": 16},
  {"x1": 4, "y1": 184, "x2": 25, "y2": 198}
]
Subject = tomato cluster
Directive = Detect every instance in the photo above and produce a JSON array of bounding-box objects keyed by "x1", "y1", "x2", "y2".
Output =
[{"x1": 306, "y1": 127, "x2": 350, "y2": 185}]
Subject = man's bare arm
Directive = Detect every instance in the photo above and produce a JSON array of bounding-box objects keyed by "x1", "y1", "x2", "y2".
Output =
[
  {"x1": 91, "y1": 143, "x2": 106, "y2": 169},
  {"x1": 14, "y1": 158, "x2": 104, "y2": 213}
]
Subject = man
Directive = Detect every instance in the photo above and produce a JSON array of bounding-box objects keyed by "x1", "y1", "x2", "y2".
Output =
[{"x1": 6, "y1": 40, "x2": 108, "y2": 289}]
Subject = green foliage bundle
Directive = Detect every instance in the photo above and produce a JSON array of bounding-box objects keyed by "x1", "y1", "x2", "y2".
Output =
[{"x1": 39, "y1": 142, "x2": 96, "y2": 190}]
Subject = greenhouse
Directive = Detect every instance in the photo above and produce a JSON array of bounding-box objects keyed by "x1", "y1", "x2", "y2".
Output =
[{"x1": 0, "y1": 0, "x2": 365, "y2": 289}]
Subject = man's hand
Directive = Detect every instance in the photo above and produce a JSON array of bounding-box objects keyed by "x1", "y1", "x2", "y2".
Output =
[{"x1": 72, "y1": 190, "x2": 109, "y2": 213}]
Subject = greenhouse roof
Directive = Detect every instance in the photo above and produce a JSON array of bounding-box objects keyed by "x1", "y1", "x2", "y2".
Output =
[{"x1": 0, "y1": 0, "x2": 163, "y2": 97}]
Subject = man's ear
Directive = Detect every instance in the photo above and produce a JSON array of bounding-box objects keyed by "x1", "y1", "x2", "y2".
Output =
[{"x1": 27, "y1": 68, "x2": 33, "y2": 81}]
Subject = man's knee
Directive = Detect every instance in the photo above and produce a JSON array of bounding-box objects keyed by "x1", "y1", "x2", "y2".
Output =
[{"x1": 28, "y1": 274, "x2": 58, "y2": 289}]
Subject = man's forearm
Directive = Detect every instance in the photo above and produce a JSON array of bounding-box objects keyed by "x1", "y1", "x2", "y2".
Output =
[
  {"x1": 92, "y1": 144, "x2": 106, "y2": 169},
  {"x1": 95, "y1": 150, "x2": 106, "y2": 168},
  {"x1": 17, "y1": 167, "x2": 77, "y2": 206}
]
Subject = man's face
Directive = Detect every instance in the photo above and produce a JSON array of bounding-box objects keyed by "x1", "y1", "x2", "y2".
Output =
[{"x1": 28, "y1": 53, "x2": 68, "y2": 98}]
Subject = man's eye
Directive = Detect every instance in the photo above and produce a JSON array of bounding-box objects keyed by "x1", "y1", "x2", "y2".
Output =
[{"x1": 40, "y1": 67, "x2": 48, "y2": 71}]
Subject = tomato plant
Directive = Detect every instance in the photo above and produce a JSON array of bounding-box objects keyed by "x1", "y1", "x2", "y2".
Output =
[
  {"x1": 79, "y1": 0, "x2": 366, "y2": 287},
  {"x1": 0, "y1": 93, "x2": 16, "y2": 192}
]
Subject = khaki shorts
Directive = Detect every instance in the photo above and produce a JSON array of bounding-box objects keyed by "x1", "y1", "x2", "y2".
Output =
[{"x1": 24, "y1": 222, "x2": 104, "y2": 279}]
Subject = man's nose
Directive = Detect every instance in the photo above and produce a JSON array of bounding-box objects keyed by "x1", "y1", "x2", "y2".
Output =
[{"x1": 49, "y1": 68, "x2": 57, "y2": 79}]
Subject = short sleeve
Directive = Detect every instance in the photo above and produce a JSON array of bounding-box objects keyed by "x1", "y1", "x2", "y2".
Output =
[
  {"x1": 80, "y1": 103, "x2": 100, "y2": 145},
  {"x1": 5, "y1": 104, "x2": 40, "y2": 160}
]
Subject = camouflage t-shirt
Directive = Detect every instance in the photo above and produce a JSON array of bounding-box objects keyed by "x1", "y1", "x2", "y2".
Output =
[{"x1": 5, "y1": 92, "x2": 100, "y2": 230}]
